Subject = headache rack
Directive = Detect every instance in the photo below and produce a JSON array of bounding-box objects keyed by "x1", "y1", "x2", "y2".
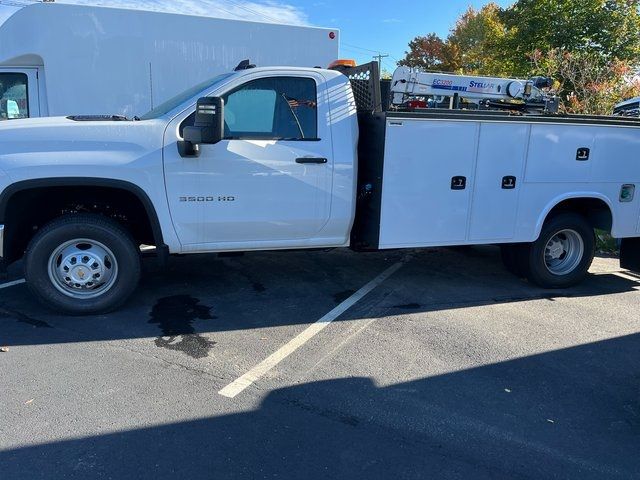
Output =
[{"x1": 332, "y1": 62, "x2": 383, "y2": 114}]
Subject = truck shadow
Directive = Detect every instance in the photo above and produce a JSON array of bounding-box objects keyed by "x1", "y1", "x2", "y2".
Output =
[
  {"x1": 0, "y1": 247, "x2": 638, "y2": 348},
  {"x1": 1, "y1": 332, "x2": 639, "y2": 479}
]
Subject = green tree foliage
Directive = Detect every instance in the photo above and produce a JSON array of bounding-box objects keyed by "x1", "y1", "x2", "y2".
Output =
[
  {"x1": 503, "y1": 0, "x2": 640, "y2": 75},
  {"x1": 399, "y1": 3, "x2": 507, "y2": 74},
  {"x1": 398, "y1": 33, "x2": 454, "y2": 71},
  {"x1": 398, "y1": 0, "x2": 640, "y2": 114},
  {"x1": 447, "y1": 3, "x2": 510, "y2": 75},
  {"x1": 531, "y1": 49, "x2": 640, "y2": 115}
]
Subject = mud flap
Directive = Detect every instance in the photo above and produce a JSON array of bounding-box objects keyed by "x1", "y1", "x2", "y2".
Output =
[{"x1": 620, "y1": 237, "x2": 640, "y2": 273}]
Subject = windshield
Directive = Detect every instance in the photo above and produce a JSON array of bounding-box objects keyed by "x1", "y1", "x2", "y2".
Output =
[{"x1": 140, "y1": 73, "x2": 234, "y2": 120}]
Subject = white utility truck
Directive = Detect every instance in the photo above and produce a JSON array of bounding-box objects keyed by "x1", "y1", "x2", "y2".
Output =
[
  {"x1": 0, "y1": 61, "x2": 639, "y2": 314},
  {"x1": 0, "y1": 2, "x2": 338, "y2": 120}
]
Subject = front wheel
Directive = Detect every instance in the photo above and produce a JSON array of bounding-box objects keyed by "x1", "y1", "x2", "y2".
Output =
[
  {"x1": 24, "y1": 214, "x2": 141, "y2": 315},
  {"x1": 525, "y1": 213, "x2": 595, "y2": 289}
]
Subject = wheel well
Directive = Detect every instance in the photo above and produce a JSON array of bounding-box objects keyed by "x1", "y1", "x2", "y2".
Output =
[
  {"x1": 2, "y1": 184, "x2": 161, "y2": 264},
  {"x1": 545, "y1": 197, "x2": 613, "y2": 233}
]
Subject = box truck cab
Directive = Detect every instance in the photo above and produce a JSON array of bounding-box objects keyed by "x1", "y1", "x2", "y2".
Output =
[
  {"x1": 0, "y1": 69, "x2": 38, "y2": 120},
  {"x1": 0, "y1": 2, "x2": 339, "y2": 120}
]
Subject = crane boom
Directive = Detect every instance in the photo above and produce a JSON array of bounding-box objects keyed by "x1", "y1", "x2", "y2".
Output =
[{"x1": 390, "y1": 66, "x2": 558, "y2": 114}]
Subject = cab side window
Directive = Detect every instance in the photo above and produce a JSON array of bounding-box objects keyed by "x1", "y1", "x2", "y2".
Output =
[
  {"x1": 0, "y1": 73, "x2": 29, "y2": 121},
  {"x1": 222, "y1": 77, "x2": 318, "y2": 140}
]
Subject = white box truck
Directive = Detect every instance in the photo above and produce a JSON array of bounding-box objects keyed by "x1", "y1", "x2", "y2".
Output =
[
  {"x1": 0, "y1": 61, "x2": 639, "y2": 315},
  {"x1": 0, "y1": 2, "x2": 339, "y2": 120}
]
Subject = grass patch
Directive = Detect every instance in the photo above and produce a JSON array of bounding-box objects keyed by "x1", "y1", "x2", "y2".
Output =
[{"x1": 596, "y1": 229, "x2": 619, "y2": 255}]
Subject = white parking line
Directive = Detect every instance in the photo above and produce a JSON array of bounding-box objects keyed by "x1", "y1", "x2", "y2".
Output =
[
  {"x1": 218, "y1": 261, "x2": 405, "y2": 399},
  {"x1": 612, "y1": 271, "x2": 640, "y2": 284},
  {"x1": 0, "y1": 279, "x2": 26, "y2": 290}
]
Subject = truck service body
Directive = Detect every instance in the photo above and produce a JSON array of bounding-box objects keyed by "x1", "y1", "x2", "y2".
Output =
[
  {"x1": 0, "y1": 3, "x2": 339, "y2": 120},
  {"x1": 0, "y1": 62, "x2": 639, "y2": 314}
]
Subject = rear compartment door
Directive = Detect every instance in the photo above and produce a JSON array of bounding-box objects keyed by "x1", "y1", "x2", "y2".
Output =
[{"x1": 0, "y1": 68, "x2": 40, "y2": 120}]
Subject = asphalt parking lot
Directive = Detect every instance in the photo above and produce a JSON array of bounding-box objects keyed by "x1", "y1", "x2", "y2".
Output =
[{"x1": 0, "y1": 246, "x2": 639, "y2": 479}]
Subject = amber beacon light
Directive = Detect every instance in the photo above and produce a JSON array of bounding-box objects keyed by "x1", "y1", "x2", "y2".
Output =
[{"x1": 328, "y1": 59, "x2": 357, "y2": 70}]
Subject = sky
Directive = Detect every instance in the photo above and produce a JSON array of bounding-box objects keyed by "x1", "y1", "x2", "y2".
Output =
[{"x1": 0, "y1": 0, "x2": 514, "y2": 70}]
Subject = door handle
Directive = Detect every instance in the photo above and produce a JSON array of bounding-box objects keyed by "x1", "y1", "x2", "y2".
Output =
[
  {"x1": 451, "y1": 176, "x2": 467, "y2": 190},
  {"x1": 296, "y1": 157, "x2": 327, "y2": 164},
  {"x1": 502, "y1": 176, "x2": 517, "y2": 189}
]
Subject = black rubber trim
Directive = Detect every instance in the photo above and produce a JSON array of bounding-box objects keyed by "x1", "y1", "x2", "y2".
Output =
[
  {"x1": 620, "y1": 237, "x2": 640, "y2": 273},
  {"x1": 386, "y1": 110, "x2": 640, "y2": 127},
  {"x1": 0, "y1": 178, "x2": 167, "y2": 251},
  {"x1": 350, "y1": 112, "x2": 386, "y2": 250}
]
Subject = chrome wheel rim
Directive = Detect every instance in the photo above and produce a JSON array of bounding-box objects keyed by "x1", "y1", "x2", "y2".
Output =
[
  {"x1": 48, "y1": 238, "x2": 118, "y2": 299},
  {"x1": 544, "y1": 229, "x2": 584, "y2": 276}
]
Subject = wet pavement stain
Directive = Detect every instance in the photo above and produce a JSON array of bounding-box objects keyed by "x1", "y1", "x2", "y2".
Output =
[
  {"x1": 0, "y1": 307, "x2": 52, "y2": 328},
  {"x1": 149, "y1": 295, "x2": 217, "y2": 359},
  {"x1": 333, "y1": 290, "x2": 355, "y2": 304},
  {"x1": 252, "y1": 282, "x2": 266, "y2": 293}
]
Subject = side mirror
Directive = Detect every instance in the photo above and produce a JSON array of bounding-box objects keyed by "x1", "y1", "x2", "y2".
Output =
[{"x1": 182, "y1": 97, "x2": 224, "y2": 155}]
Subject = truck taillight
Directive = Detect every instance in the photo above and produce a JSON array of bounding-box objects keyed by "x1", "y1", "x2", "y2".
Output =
[{"x1": 407, "y1": 100, "x2": 428, "y2": 110}]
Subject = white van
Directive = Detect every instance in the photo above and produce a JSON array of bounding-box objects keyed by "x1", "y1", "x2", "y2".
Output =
[{"x1": 0, "y1": 2, "x2": 339, "y2": 120}]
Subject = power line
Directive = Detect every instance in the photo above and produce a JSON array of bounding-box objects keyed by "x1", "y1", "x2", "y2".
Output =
[
  {"x1": 382, "y1": 59, "x2": 397, "y2": 72},
  {"x1": 341, "y1": 46, "x2": 373, "y2": 56},
  {"x1": 373, "y1": 52, "x2": 390, "y2": 71},
  {"x1": 220, "y1": 0, "x2": 287, "y2": 24},
  {"x1": 341, "y1": 42, "x2": 382, "y2": 54}
]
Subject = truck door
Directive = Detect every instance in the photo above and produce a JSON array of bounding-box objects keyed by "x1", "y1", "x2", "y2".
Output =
[
  {"x1": 378, "y1": 119, "x2": 478, "y2": 247},
  {"x1": 0, "y1": 68, "x2": 40, "y2": 120},
  {"x1": 163, "y1": 74, "x2": 334, "y2": 249},
  {"x1": 469, "y1": 123, "x2": 529, "y2": 241}
]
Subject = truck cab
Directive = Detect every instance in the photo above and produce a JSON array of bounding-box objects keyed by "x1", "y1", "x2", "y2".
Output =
[{"x1": 158, "y1": 67, "x2": 358, "y2": 252}]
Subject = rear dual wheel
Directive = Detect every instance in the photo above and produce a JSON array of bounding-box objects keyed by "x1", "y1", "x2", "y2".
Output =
[{"x1": 501, "y1": 213, "x2": 595, "y2": 288}]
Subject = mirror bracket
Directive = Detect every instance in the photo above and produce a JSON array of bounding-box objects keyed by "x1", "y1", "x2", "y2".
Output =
[{"x1": 177, "y1": 140, "x2": 200, "y2": 158}]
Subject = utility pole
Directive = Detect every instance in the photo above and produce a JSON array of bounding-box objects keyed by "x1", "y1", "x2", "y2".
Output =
[{"x1": 373, "y1": 53, "x2": 390, "y2": 71}]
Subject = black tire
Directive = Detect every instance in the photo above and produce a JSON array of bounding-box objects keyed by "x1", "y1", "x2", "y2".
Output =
[
  {"x1": 500, "y1": 244, "x2": 531, "y2": 278},
  {"x1": 525, "y1": 212, "x2": 595, "y2": 289},
  {"x1": 24, "y1": 214, "x2": 141, "y2": 315}
]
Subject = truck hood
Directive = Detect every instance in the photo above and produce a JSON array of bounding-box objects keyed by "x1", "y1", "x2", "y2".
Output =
[{"x1": 0, "y1": 116, "x2": 168, "y2": 183}]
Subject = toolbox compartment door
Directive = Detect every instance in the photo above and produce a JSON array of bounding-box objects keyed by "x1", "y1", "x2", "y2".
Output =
[{"x1": 378, "y1": 119, "x2": 478, "y2": 248}]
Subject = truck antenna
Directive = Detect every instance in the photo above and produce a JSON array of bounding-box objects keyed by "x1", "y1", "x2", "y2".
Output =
[{"x1": 234, "y1": 59, "x2": 256, "y2": 71}]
